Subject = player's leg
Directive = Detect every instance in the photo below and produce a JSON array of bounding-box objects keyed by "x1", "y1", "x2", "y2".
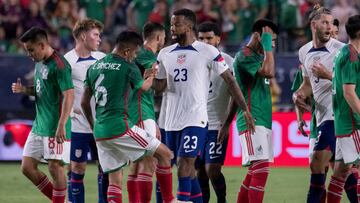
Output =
[
  {"x1": 205, "y1": 130, "x2": 229, "y2": 203},
  {"x1": 308, "y1": 121, "x2": 336, "y2": 203},
  {"x1": 327, "y1": 131, "x2": 360, "y2": 203},
  {"x1": 344, "y1": 165, "x2": 360, "y2": 203},
  {"x1": 69, "y1": 132, "x2": 92, "y2": 203},
  {"x1": 195, "y1": 131, "x2": 209, "y2": 202},
  {"x1": 155, "y1": 128, "x2": 167, "y2": 203},
  {"x1": 108, "y1": 170, "x2": 123, "y2": 203},
  {"x1": 177, "y1": 126, "x2": 207, "y2": 203},
  {"x1": 237, "y1": 126, "x2": 272, "y2": 203},
  {"x1": 88, "y1": 135, "x2": 108, "y2": 203},
  {"x1": 21, "y1": 132, "x2": 53, "y2": 200}
]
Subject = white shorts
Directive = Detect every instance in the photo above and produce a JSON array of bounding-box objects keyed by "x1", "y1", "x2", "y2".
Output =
[
  {"x1": 309, "y1": 138, "x2": 316, "y2": 163},
  {"x1": 96, "y1": 125, "x2": 161, "y2": 173},
  {"x1": 239, "y1": 126, "x2": 274, "y2": 166},
  {"x1": 23, "y1": 132, "x2": 70, "y2": 164},
  {"x1": 335, "y1": 130, "x2": 360, "y2": 165},
  {"x1": 137, "y1": 119, "x2": 156, "y2": 138}
]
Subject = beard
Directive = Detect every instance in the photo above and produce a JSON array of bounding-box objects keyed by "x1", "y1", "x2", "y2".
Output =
[
  {"x1": 316, "y1": 29, "x2": 331, "y2": 43},
  {"x1": 171, "y1": 32, "x2": 187, "y2": 44}
]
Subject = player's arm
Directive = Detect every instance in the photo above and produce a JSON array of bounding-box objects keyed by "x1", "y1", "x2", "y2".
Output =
[
  {"x1": 56, "y1": 88, "x2": 74, "y2": 143},
  {"x1": 11, "y1": 78, "x2": 35, "y2": 96},
  {"x1": 293, "y1": 76, "x2": 312, "y2": 112},
  {"x1": 344, "y1": 84, "x2": 360, "y2": 115},
  {"x1": 257, "y1": 27, "x2": 275, "y2": 79},
  {"x1": 218, "y1": 98, "x2": 238, "y2": 143},
  {"x1": 220, "y1": 69, "x2": 255, "y2": 134},
  {"x1": 81, "y1": 86, "x2": 94, "y2": 131},
  {"x1": 312, "y1": 63, "x2": 332, "y2": 81}
]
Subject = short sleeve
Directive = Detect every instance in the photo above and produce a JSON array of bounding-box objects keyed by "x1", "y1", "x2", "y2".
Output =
[
  {"x1": 341, "y1": 60, "x2": 357, "y2": 84},
  {"x1": 291, "y1": 69, "x2": 303, "y2": 92},
  {"x1": 235, "y1": 52, "x2": 261, "y2": 77},
  {"x1": 128, "y1": 64, "x2": 144, "y2": 90},
  {"x1": 210, "y1": 54, "x2": 229, "y2": 75},
  {"x1": 84, "y1": 68, "x2": 90, "y2": 87},
  {"x1": 56, "y1": 61, "x2": 74, "y2": 92},
  {"x1": 136, "y1": 50, "x2": 156, "y2": 70},
  {"x1": 156, "y1": 52, "x2": 167, "y2": 79}
]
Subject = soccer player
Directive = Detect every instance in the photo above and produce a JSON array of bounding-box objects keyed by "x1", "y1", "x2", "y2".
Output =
[
  {"x1": 196, "y1": 21, "x2": 234, "y2": 203},
  {"x1": 12, "y1": 27, "x2": 74, "y2": 203},
  {"x1": 293, "y1": 6, "x2": 358, "y2": 203},
  {"x1": 81, "y1": 31, "x2": 175, "y2": 203},
  {"x1": 127, "y1": 22, "x2": 167, "y2": 203},
  {"x1": 154, "y1": 9, "x2": 254, "y2": 203},
  {"x1": 219, "y1": 19, "x2": 278, "y2": 203},
  {"x1": 328, "y1": 15, "x2": 360, "y2": 203},
  {"x1": 332, "y1": 19, "x2": 340, "y2": 39},
  {"x1": 64, "y1": 18, "x2": 108, "y2": 203}
]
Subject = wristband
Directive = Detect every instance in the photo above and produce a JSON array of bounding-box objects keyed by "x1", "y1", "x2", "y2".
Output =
[{"x1": 261, "y1": 32, "x2": 272, "y2": 52}]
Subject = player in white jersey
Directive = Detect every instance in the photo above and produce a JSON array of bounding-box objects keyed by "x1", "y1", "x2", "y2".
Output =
[
  {"x1": 64, "y1": 19, "x2": 108, "y2": 203},
  {"x1": 195, "y1": 21, "x2": 233, "y2": 203},
  {"x1": 292, "y1": 6, "x2": 358, "y2": 203},
  {"x1": 153, "y1": 9, "x2": 254, "y2": 203}
]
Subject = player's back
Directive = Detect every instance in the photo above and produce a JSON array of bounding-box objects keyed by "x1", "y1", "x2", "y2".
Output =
[
  {"x1": 157, "y1": 41, "x2": 228, "y2": 131},
  {"x1": 300, "y1": 38, "x2": 345, "y2": 125},
  {"x1": 85, "y1": 54, "x2": 142, "y2": 138}
]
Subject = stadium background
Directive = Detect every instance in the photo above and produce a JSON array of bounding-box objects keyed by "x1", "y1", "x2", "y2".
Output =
[{"x1": 0, "y1": 0, "x2": 358, "y2": 202}]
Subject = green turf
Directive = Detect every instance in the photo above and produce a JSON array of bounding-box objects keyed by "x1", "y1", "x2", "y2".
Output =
[{"x1": 0, "y1": 163, "x2": 351, "y2": 202}]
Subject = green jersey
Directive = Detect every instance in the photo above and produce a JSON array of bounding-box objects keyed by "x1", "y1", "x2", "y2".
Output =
[
  {"x1": 234, "y1": 47, "x2": 272, "y2": 132},
  {"x1": 84, "y1": 54, "x2": 144, "y2": 140},
  {"x1": 291, "y1": 70, "x2": 318, "y2": 139},
  {"x1": 129, "y1": 47, "x2": 156, "y2": 124},
  {"x1": 333, "y1": 44, "x2": 360, "y2": 136},
  {"x1": 32, "y1": 52, "x2": 74, "y2": 137}
]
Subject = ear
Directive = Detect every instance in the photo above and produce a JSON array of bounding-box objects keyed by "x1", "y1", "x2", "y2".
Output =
[
  {"x1": 39, "y1": 41, "x2": 45, "y2": 50},
  {"x1": 80, "y1": 32, "x2": 86, "y2": 41},
  {"x1": 254, "y1": 32, "x2": 261, "y2": 41}
]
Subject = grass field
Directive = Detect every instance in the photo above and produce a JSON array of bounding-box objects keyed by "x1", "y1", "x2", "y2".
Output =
[{"x1": 0, "y1": 163, "x2": 351, "y2": 203}]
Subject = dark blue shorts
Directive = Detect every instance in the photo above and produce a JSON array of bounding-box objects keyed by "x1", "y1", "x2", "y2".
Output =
[
  {"x1": 160, "y1": 128, "x2": 166, "y2": 144},
  {"x1": 314, "y1": 120, "x2": 336, "y2": 155},
  {"x1": 165, "y1": 126, "x2": 207, "y2": 165},
  {"x1": 70, "y1": 132, "x2": 98, "y2": 162},
  {"x1": 201, "y1": 130, "x2": 228, "y2": 165}
]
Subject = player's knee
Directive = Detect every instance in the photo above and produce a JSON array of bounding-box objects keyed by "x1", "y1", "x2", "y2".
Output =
[
  {"x1": 48, "y1": 161, "x2": 63, "y2": 178},
  {"x1": 71, "y1": 162, "x2": 86, "y2": 174},
  {"x1": 205, "y1": 166, "x2": 221, "y2": 180},
  {"x1": 21, "y1": 159, "x2": 36, "y2": 177},
  {"x1": 155, "y1": 143, "x2": 172, "y2": 161}
]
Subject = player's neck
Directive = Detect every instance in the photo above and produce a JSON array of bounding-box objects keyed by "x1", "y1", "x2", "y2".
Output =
[
  {"x1": 178, "y1": 34, "x2": 196, "y2": 46},
  {"x1": 350, "y1": 39, "x2": 360, "y2": 53},
  {"x1": 43, "y1": 46, "x2": 54, "y2": 61},
  {"x1": 312, "y1": 36, "x2": 327, "y2": 48},
  {"x1": 75, "y1": 44, "x2": 92, "y2": 58},
  {"x1": 143, "y1": 41, "x2": 157, "y2": 54}
]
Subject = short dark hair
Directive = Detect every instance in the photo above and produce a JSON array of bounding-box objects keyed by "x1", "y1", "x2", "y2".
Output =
[
  {"x1": 173, "y1": 8, "x2": 197, "y2": 29},
  {"x1": 116, "y1": 31, "x2": 143, "y2": 49},
  {"x1": 252, "y1": 19, "x2": 279, "y2": 35},
  {"x1": 346, "y1": 15, "x2": 360, "y2": 40},
  {"x1": 308, "y1": 4, "x2": 331, "y2": 22},
  {"x1": 198, "y1": 21, "x2": 221, "y2": 36},
  {"x1": 73, "y1": 18, "x2": 104, "y2": 39},
  {"x1": 333, "y1": 19, "x2": 339, "y2": 27},
  {"x1": 19, "y1": 27, "x2": 48, "y2": 43},
  {"x1": 142, "y1": 22, "x2": 165, "y2": 39}
]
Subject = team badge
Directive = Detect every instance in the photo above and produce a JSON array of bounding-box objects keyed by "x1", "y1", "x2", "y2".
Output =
[
  {"x1": 75, "y1": 149, "x2": 82, "y2": 158},
  {"x1": 177, "y1": 54, "x2": 186, "y2": 64},
  {"x1": 40, "y1": 65, "x2": 48, "y2": 79}
]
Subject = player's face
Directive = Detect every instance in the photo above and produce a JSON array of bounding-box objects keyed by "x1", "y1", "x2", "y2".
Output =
[
  {"x1": 170, "y1": 15, "x2": 191, "y2": 43},
  {"x1": 198, "y1": 31, "x2": 220, "y2": 47},
  {"x1": 23, "y1": 41, "x2": 46, "y2": 62},
  {"x1": 157, "y1": 30, "x2": 166, "y2": 51},
  {"x1": 84, "y1": 28, "x2": 101, "y2": 51},
  {"x1": 331, "y1": 25, "x2": 339, "y2": 39},
  {"x1": 313, "y1": 14, "x2": 333, "y2": 43},
  {"x1": 125, "y1": 45, "x2": 140, "y2": 62}
]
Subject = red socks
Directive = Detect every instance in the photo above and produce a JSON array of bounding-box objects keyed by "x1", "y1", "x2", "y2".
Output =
[
  {"x1": 327, "y1": 176, "x2": 345, "y2": 203},
  {"x1": 156, "y1": 165, "x2": 175, "y2": 203},
  {"x1": 237, "y1": 169, "x2": 252, "y2": 203},
  {"x1": 36, "y1": 175, "x2": 53, "y2": 200},
  {"x1": 108, "y1": 184, "x2": 122, "y2": 203},
  {"x1": 127, "y1": 175, "x2": 139, "y2": 203},
  {"x1": 138, "y1": 173, "x2": 153, "y2": 203},
  {"x1": 52, "y1": 188, "x2": 66, "y2": 203}
]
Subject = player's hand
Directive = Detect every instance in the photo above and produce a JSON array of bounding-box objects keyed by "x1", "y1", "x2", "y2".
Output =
[
  {"x1": 244, "y1": 111, "x2": 255, "y2": 135},
  {"x1": 55, "y1": 124, "x2": 66, "y2": 144},
  {"x1": 312, "y1": 63, "x2": 332, "y2": 80},
  {"x1": 298, "y1": 120, "x2": 308, "y2": 137},
  {"x1": 261, "y1": 26, "x2": 273, "y2": 52},
  {"x1": 217, "y1": 124, "x2": 230, "y2": 144},
  {"x1": 293, "y1": 92, "x2": 311, "y2": 112},
  {"x1": 12, "y1": 78, "x2": 24, "y2": 94},
  {"x1": 155, "y1": 125, "x2": 161, "y2": 140}
]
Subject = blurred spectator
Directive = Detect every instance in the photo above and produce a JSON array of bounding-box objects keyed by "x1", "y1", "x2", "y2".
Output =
[
  {"x1": 148, "y1": 0, "x2": 170, "y2": 27},
  {"x1": 250, "y1": 0, "x2": 269, "y2": 20},
  {"x1": 196, "y1": 0, "x2": 222, "y2": 24},
  {"x1": 127, "y1": 0, "x2": 154, "y2": 32},
  {"x1": 0, "y1": 24, "x2": 9, "y2": 53},
  {"x1": 79, "y1": 0, "x2": 111, "y2": 23},
  {"x1": 20, "y1": 1, "x2": 48, "y2": 32},
  {"x1": 331, "y1": 0, "x2": 358, "y2": 42},
  {"x1": 0, "y1": 0, "x2": 22, "y2": 40},
  {"x1": 104, "y1": 0, "x2": 128, "y2": 37}
]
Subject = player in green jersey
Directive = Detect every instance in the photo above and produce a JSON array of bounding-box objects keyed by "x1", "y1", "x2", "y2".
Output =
[
  {"x1": 127, "y1": 22, "x2": 166, "y2": 203},
  {"x1": 219, "y1": 19, "x2": 279, "y2": 203},
  {"x1": 12, "y1": 27, "x2": 74, "y2": 203},
  {"x1": 328, "y1": 15, "x2": 360, "y2": 203},
  {"x1": 81, "y1": 31, "x2": 175, "y2": 203}
]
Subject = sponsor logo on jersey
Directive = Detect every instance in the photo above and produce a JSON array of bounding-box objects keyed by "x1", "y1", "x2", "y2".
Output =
[
  {"x1": 75, "y1": 149, "x2": 82, "y2": 158},
  {"x1": 184, "y1": 149, "x2": 195, "y2": 153},
  {"x1": 177, "y1": 54, "x2": 186, "y2": 64}
]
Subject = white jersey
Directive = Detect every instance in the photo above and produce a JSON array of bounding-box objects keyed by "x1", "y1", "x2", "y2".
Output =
[
  {"x1": 158, "y1": 91, "x2": 167, "y2": 129},
  {"x1": 64, "y1": 49, "x2": 106, "y2": 133},
  {"x1": 156, "y1": 41, "x2": 229, "y2": 131},
  {"x1": 207, "y1": 52, "x2": 234, "y2": 130},
  {"x1": 299, "y1": 38, "x2": 344, "y2": 126}
]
